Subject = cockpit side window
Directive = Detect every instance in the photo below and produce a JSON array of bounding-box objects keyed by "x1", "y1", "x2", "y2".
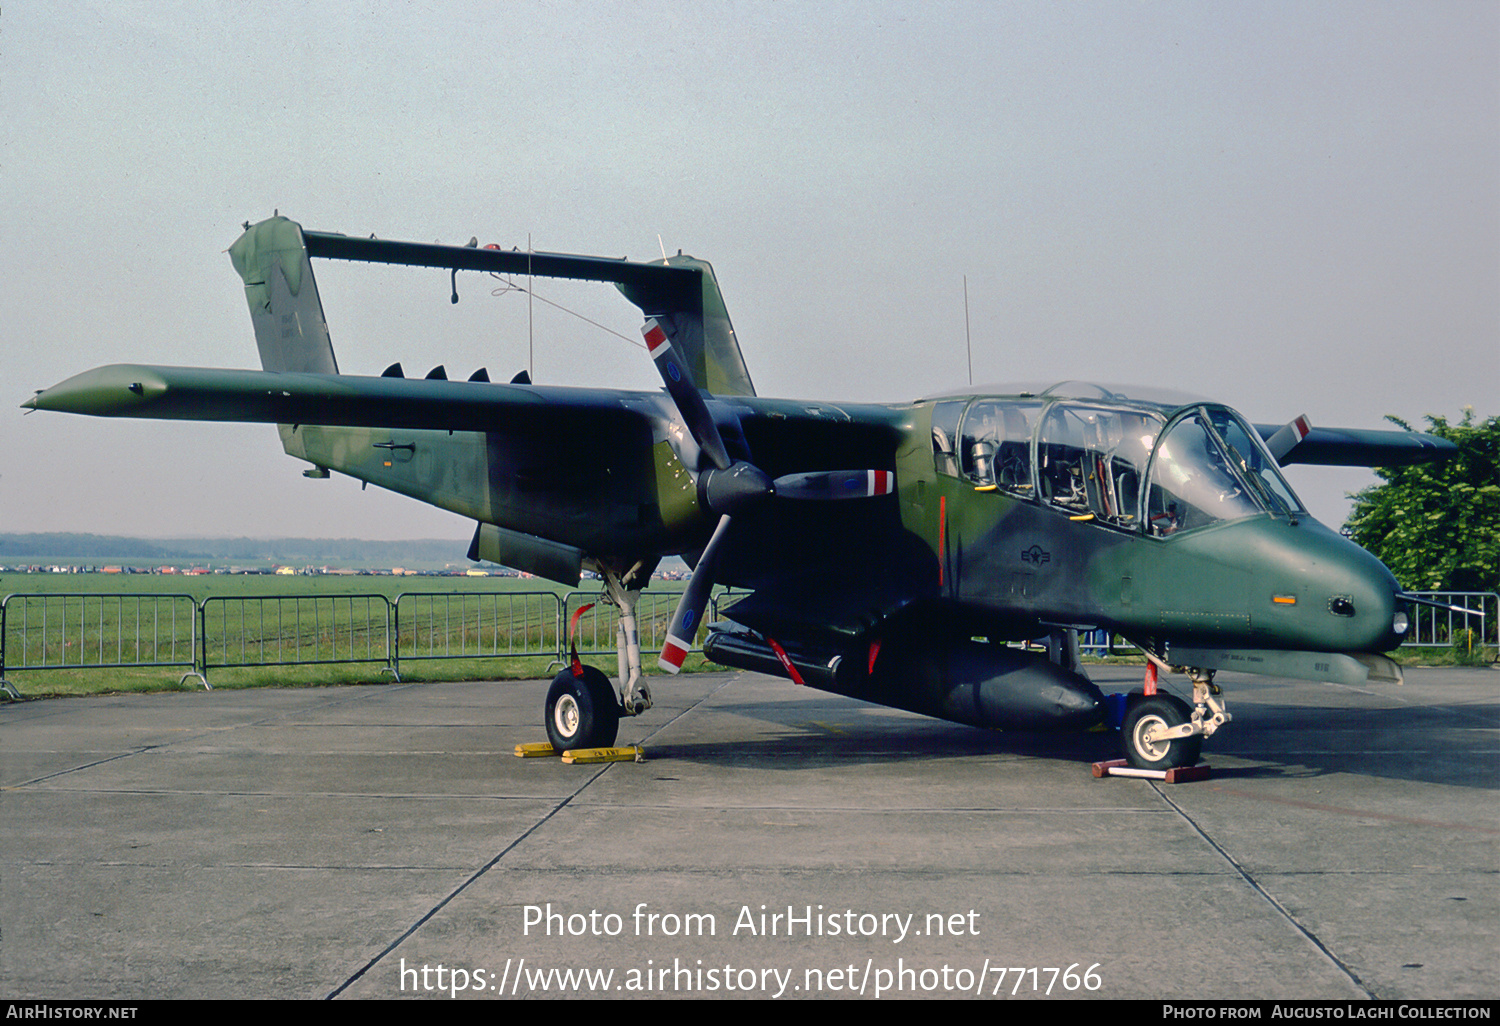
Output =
[
  {"x1": 930, "y1": 400, "x2": 966, "y2": 477},
  {"x1": 1037, "y1": 403, "x2": 1160, "y2": 529},
  {"x1": 1147, "y1": 411, "x2": 1263, "y2": 535},
  {"x1": 960, "y1": 400, "x2": 1041, "y2": 494}
]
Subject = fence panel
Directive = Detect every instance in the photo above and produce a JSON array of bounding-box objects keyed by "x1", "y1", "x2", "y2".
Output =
[
  {"x1": 393, "y1": 591, "x2": 564, "y2": 675},
  {"x1": 0, "y1": 592, "x2": 201, "y2": 694},
  {"x1": 1402, "y1": 591, "x2": 1497, "y2": 650},
  {"x1": 15, "y1": 585, "x2": 1488, "y2": 696},
  {"x1": 199, "y1": 594, "x2": 393, "y2": 684}
]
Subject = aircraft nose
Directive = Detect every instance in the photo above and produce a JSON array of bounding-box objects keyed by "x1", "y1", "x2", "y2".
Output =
[{"x1": 1251, "y1": 518, "x2": 1406, "y2": 653}]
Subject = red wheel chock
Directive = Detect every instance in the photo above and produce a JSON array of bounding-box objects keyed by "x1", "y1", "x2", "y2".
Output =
[{"x1": 1091, "y1": 758, "x2": 1211, "y2": 783}]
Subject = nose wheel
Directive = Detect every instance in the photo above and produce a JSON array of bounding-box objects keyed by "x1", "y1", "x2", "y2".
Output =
[
  {"x1": 1121, "y1": 693, "x2": 1202, "y2": 769},
  {"x1": 1116, "y1": 662, "x2": 1229, "y2": 771}
]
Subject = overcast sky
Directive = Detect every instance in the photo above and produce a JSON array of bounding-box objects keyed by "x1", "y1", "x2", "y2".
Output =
[{"x1": 3, "y1": 1, "x2": 1495, "y2": 544}]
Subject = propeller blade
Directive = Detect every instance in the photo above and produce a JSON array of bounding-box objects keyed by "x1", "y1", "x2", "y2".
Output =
[
  {"x1": 643, "y1": 318, "x2": 730, "y2": 472},
  {"x1": 1265, "y1": 414, "x2": 1312, "y2": 465},
  {"x1": 659, "y1": 514, "x2": 732, "y2": 673},
  {"x1": 772, "y1": 469, "x2": 896, "y2": 500}
]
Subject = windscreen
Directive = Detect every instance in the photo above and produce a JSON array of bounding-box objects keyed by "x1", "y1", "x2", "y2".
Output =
[{"x1": 1147, "y1": 407, "x2": 1305, "y2": 535}]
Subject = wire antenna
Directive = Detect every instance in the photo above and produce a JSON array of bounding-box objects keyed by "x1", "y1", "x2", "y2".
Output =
[{"x1": 964, "y1": 275, "x2": 973, "y2": 387}]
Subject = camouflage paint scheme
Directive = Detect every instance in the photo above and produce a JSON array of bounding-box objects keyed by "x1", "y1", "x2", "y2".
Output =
[{"x1": 26, "y1": 216, "x2": 1457, "y2": 762}]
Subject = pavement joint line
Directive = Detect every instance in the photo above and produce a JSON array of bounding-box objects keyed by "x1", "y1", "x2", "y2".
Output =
[
  {"x1": 1149, "y1": 779, "x2": 1375, "y2": 1000},
  {"x1": 5, "y1": 788, "x2": 597, "y2": 799},
  {"x1": 21, "y1": 860, "x2": 501, "y2": 870},
  {"x1": 324, "y1": 758, "x2": 614, "y2": 1000},
  {"x1": 633, "y1": 672, "x2": 745, "y2": 747},
  {"x1": 323, "y1": 672, "x2": 738, "y2": 1000},
  {"x1": 2, "y1": 745, "x2": 161, "y2": 789},
  {"x1": 0, "y1": 681, "x2": 438, "y2": 790},
  {"x1": 557, "y1": 804, "x2": 1176, "y2": 813}
]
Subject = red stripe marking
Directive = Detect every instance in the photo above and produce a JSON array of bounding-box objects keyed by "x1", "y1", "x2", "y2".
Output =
[
  {"x1": 938, "y1": 495, "x2": 947, "y2": 589},
  {"x1": 568, "y1": 602, "x2": 595, "y2": 676},
  {"x1": 766, "y1": 637, "x2": 805, "y2": 686},
  {"x1": 660, "y1": 637, "x2": 689, "y2": 671},
  {"x1": 642, "y1": 319, "x2": 670, "y2": 358}
]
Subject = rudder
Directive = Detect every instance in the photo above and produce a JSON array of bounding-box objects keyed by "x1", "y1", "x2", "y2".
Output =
[{"x1": 228, "y1": 216, "x2": 339, "y2": 374}]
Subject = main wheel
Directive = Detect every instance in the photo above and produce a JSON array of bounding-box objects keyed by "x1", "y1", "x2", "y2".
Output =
[
  {"x1": 1122, "y1": 694, "x2": 1202, "y2": 769},
  {"x1": 545, "y1": 666, "x2": 620, "y2": 752}
]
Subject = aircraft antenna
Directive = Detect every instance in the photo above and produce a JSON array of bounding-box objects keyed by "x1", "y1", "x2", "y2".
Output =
[
  {"x1": 964, "y1": 275, "x2": 973, "y2": 386},
  {"x1": 528, "y1": 233, "x2": 534, "y2": 382},
  {"x1": 489, "y1": 275, "x2": 643, "y2": 348}
]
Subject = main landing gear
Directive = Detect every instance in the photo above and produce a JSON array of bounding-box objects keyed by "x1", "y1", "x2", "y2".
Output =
[
  {"x1": 545, "y1": 666, "x2": 621, "y2": 751},
  {"x1": 544, "y1": 562, "x2": 654, "y2": 752},
  {"x1": 1120, "y1": 661, "x2": 1230, "y2": 771}
]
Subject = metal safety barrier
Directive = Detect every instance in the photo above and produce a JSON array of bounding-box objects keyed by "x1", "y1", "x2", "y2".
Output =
[
  {"x1": 199, "y1": 594, "x2": 394, "y2": 686},
  {"x1": 1403, "y1": 591, "x2": 1497, "y2": 651},
  {"x1": 0, "y1": 592, "x2": 202, "y2": 695},
  {"x1": 393, "y1": 591, "x2": 564, "y2": 678}
]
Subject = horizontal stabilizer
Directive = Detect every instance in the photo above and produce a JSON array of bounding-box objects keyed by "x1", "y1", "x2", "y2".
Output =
[
  {"x1": 1253, "y1": 422, "x2": 1456, "y2": 467},
  {"x1": 304, "y1": 230, "x2": 703, "y2": 314},
  {"x1": 301, "y1": 223, "x2": 755, "y2": 398}
]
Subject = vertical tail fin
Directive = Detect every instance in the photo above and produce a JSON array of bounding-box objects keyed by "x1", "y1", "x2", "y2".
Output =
[
  {"x1": 228, "y1": 216, "x2": 338, "y2": 374},
  {"x1": 619, "y1": 255, "x2": 756, "y2": 397}
]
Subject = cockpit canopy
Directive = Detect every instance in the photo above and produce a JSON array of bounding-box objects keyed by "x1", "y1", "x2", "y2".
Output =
[{"x1": 928, "y1": 383, "x2": 1306, "y2": 535}]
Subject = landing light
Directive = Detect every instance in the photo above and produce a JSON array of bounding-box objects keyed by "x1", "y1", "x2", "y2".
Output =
[{"x1": 1393, "y1": 610, "x2": 1410, "y2": 636}]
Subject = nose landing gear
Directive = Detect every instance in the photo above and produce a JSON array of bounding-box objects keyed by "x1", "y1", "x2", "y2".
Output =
[
  {"x1": 1119, "y1": 662, "x2": 1230, "y2": 771},
  {"x1": 1122, "y1": 693, "x2": 1201, "y2": 769}
]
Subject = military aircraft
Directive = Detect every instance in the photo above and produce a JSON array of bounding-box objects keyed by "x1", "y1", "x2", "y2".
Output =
[{"x1": 24, "y1": 216, "x2": 1459, "y2": 770}]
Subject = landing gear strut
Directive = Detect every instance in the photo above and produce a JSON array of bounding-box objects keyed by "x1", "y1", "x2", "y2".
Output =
[{"x1": 543, "y1": 560, "x2": 654, "y2": 752}]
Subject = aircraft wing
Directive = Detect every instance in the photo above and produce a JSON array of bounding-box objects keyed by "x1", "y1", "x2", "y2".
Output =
[
  {"x1": 21, "y1": 363, "x2": 907, "y2": 449},
  {"x1": 1252, "y1": 422, "x2": 1457, "y2": 467},
  {"x1": 21, "y1": 362, "x2": 644, "y2": 431},
  {"x1": 22, "y1": 360, "x2": 912, "y2": 607}
]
